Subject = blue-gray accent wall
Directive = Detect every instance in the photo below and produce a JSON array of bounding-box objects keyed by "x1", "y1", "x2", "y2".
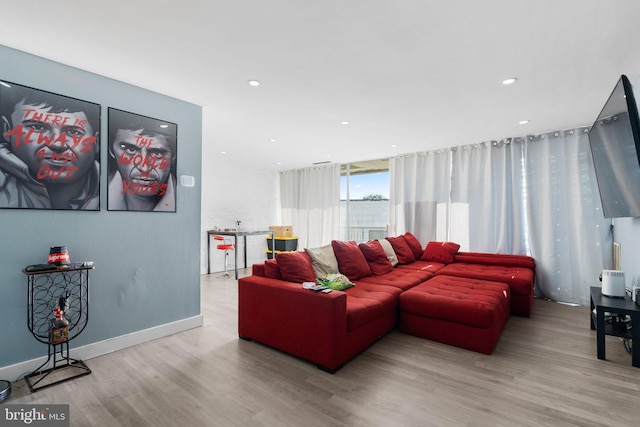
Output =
[{"x1": 0, "y1": 45, "x2": 202, "y2": 369}]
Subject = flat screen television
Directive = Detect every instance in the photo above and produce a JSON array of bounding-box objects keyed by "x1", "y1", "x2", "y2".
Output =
[{"x1": 588, "y1": 75, "x2": 640, "y2": 218}]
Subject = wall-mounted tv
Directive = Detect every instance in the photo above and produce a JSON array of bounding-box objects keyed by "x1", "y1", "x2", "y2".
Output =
[{"x1": 588, "y1": 75, "x2": 640, "y2": 218}]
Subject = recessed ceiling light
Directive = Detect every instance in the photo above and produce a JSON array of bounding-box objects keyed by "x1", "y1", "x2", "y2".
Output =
[
  {"x1": 220, "y1": 151, "x2": 227, "y2": 154},
  {"x1": 502, "y1": 78, "x2": 518, "y2": 85},
  {"x1": 391, "y1": 144, "x2": 397, "y2": 148},
  {"x1": 248, "y1": 80, "x2": 260, "y2": 86},
  {"x1": 341, "y1": 121, "x2": 350, "y2": 125},
  {"x1": 268, "y1": 139, "x2": 276, "y2": 143},
  {"x1": 519, "y1": 120, "x2": 529, "y2": 125}
]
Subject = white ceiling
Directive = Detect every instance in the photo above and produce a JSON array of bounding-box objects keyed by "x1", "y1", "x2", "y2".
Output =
[{"x1": 2, "y1": 0, "x2": 640, "y2": 171}]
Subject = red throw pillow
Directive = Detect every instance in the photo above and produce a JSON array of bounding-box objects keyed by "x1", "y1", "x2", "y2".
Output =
[
  {"x1": 403, "y1": 232, "x2": 423, "y2": 259},
  {"x1": 358, "y1": 240, "x2": 393, "y2": 275},
  {"x1": 275, "y1": 251, "x2": 316, "y2": 283},
  {"x1": 263, "y1": 258, "x2": 283, "y2": 280},
  {"x1": 420, "y1": 241, "x2": 461, "y2": 264},
  {"x1": 331, "y1": 240, "x2": 372, "y2": 280},
  {"x1": 385, "y1": 236, "x2": 416, "y2": 264}
]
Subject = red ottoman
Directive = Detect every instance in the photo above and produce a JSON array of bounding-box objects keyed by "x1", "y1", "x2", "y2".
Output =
[{"x1": 399, "y1": 275, "x2": 511, "y2": 354}]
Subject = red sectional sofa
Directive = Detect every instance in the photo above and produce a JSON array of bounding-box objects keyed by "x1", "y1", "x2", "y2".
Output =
[{"x1": 238, "y1": 234, "x2": 535, "y2": 372}]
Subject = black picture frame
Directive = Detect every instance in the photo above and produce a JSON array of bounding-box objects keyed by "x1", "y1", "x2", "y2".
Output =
[
  {"x1": 107, "y1": 108, "x2": 177, "y2": 212},
  {"x1": 0, "y1": 80, "x2": 101, "y2": 210}
]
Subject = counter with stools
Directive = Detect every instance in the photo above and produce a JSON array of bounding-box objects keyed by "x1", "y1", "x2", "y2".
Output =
[{"x1": 207, "y1": 230, "x2": 275, "y2": 279}]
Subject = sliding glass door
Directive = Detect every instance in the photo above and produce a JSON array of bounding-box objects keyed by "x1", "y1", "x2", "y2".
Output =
[{"x1": 340, "y1": 159, "x2": 390, "y2": 242}]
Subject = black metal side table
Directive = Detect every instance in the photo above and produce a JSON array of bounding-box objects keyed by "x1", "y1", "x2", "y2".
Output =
[
  {"x1": 22, "y1": 265, "x2": 94, "y2": 391},
  {"x1": 590, "y1": 286, "x2": 640, "y2": 368}
]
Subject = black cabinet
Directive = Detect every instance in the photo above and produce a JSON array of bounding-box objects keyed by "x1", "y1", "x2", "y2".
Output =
[{"x1": 590, "y1": 286, "x2": 640, "y2": 368}]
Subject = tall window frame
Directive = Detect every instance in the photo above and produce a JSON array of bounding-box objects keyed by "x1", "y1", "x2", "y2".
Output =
[{"x1": 340, "y1": 159, "x2": 390, "y2": 242}]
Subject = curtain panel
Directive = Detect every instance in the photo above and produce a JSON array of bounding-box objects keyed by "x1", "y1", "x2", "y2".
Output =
[
  {"x1": 450, "y1": 140, "x2": 528, "y2": 255},
  {"x1": 524, "y1": 129, "x2": 612, "y2": 305},
  {"x1": 390, "y1": 128, "x2": 612, "y2": 305},
  {"x1": 279, "y1": 164, "x2": 341, "y2": 249},
  {"x1": 389, "y1": 150, "x2": 451, "y2": 245}
]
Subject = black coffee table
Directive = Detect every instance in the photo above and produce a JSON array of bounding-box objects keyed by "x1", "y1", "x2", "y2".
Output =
[{"x1": 590, "y1": 286, "x2": 640, "y2": 367}]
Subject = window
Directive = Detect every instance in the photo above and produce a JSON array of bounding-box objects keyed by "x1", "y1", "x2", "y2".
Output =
[{"x1": 340, "y1": 159, "x2": 389, "y2": 242}]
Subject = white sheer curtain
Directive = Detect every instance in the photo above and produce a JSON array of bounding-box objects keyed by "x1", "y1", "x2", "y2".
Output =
[
  {"x1": 279, "y1": 164, "x2": 341, "y2": 249},
  {"x1": 450, "y1": 140, "x2": 528, "y2": 254},
  {"x1": 524, "y1": 129, "x2": 612, "y2": 305},
  {"x1": 389, "y1": 150, "x2": 451, "y2": 244},
  {"x1": 390, "y1": 128, "x2": 612, "y2": 305}
]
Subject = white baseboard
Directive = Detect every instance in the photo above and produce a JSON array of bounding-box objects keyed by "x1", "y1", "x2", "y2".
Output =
[{"x1": 0, "y1": 314, "x2": 203, "y2": 382}]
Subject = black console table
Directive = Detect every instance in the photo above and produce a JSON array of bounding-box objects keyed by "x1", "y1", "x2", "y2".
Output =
[
  {"x1": 590, "y1": 286, "x2": 640, "y2": 368},
  {"x1": 22, "y1": 265, "x2": 94, "y2": 391}
]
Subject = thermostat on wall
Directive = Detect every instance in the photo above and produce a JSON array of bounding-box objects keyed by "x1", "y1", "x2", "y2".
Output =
[{"x1": 180, "y1": 175, "x2": 195, "y2": 187}]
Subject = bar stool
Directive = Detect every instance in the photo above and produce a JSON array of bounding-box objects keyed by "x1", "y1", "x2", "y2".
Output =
[{"x1": 213, "y1": 236, "x2": 235, "y2": 277}]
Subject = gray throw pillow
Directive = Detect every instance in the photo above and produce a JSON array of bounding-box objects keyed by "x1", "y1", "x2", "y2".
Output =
[{"x1": 305, "y1": 244, "x2": 340, "y2": 277}]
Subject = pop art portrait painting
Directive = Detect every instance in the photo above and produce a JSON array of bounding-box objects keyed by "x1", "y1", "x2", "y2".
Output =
[
  {"x1": 107, "y1": 108, "x2": 177, "y2": 212},
  {"x1": 0, "y1": 80, "x2": 101, "y2": 210}
]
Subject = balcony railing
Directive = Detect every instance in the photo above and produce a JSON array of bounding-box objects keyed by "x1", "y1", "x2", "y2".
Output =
[{"x1": 340, "y1": 227, "x2": 387, "y2": 243}]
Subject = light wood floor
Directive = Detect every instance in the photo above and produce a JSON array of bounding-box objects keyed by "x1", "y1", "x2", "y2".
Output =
[{"x1": 7, "y1": 270, "x2": 640, "y2": 426}]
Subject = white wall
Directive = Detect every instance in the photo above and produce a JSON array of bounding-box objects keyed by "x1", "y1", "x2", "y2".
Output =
[
  {"x1": 0, "y1": 45, "x2": 203, "y2": 374},
  {"x1": 613, "y1": 218, "x2": 640, "y2": 289},
  {"x1": 200, "y1": 108, "x2": 280, "y2": 274}
]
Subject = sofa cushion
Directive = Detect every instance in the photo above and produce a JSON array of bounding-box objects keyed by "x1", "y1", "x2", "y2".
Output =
[
  {"x1": 359, "y1": 268, "x2": 432, "y2": 291},
  {"x1": 395, "y1": 260, "x2": 447, "y2": 274},
  {"x1": 344, "y1": 285, "x2": 397, "y2": 332},
  {"x1": 316, "y1": 273, "x2": 355, "y2": 291},
  {"x1": 331, "y1": 240, "x2": 372, "y2": 280},
  {"x1": 399, "y1": 275, "x2": 510, "y2": 329},
  {"x1": 358, "y1": 240, "x2": 394, "y2": 275},
  {"x1": 385, "y1": 236, "x2": 416, "y2": 264},
  {"x1": 378, "y1": 239, "x2": 399, "y2": 266},
  {"x1": 275, "y1": 251, "x2": 316, "y2": 283},
  {"x1": 454, "y1": 252, "x2": 536, "y2": 269},
  {"x1": 420, "y1": 241, "x2": 460, "y2": 264},
  {"x1": 355, "y1": 281, "x2": 404, "y2": 298},
  {"x1": 252, "y1": 263, "x2": 267, "y2": 277},
  {"x1": 436, "y1": 262, "x2": 533, "y2": 296},
  {"x1": 264, "y1": 259, "x2": 283, "y2": 280},
  {"x1": 403, "y1": 232, "x2": 424, "y2": 259},
  {"x1": 305, "y1": 244, "x2": 340, "y2": 277}
]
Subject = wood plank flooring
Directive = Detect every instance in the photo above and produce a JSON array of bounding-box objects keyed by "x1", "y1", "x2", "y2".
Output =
[{"x1": 7, "y1": 270, "x2": 640, "y2": 426}]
